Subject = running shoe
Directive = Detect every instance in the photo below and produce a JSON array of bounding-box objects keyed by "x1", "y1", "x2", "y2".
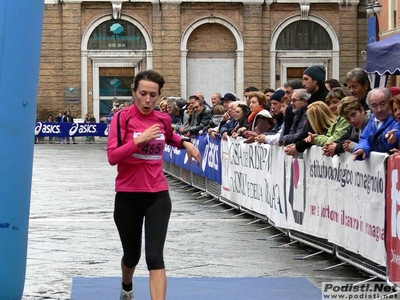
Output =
[{"x1": 119, "y1": 289, "x2": 134, "y2": 300}]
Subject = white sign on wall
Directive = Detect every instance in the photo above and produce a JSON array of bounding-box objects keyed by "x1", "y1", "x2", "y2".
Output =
[{"x1": 187, "y1": 58, "x2": 235, "y2": 105}]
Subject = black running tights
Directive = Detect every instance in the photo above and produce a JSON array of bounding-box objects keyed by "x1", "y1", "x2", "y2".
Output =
[{"x1": 114, "y1": 191, "x2": 171, "y2": 270}]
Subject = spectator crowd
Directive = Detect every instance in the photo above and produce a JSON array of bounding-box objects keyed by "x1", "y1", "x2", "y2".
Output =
[
  {"x1": 155, "y1": 66, "x2": 400, "y2": 161},
  {"x1": 37, "y1": 66, "x2": 400, "y2": 158}
]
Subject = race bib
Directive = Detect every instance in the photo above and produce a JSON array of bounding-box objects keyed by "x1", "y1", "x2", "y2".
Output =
[{"x1": 132, "y1": 132, "x2": 165, "y2": 160}]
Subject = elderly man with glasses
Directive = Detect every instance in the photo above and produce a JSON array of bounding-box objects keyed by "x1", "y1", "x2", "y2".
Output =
[{"x1": 278, "y1": 89, "x2": 311, "y2": 155}]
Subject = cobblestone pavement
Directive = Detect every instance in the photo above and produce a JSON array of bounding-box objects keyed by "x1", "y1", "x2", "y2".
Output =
[{"x1": 23, "y1": 141, "x2": 365, "y2": 299}]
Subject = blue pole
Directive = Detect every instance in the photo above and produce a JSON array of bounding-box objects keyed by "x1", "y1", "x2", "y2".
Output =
[{"x1": 0, "y1": 1, "x2": 44, "y2": 299}]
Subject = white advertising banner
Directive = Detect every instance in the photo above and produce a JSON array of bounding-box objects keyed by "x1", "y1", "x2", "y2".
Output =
[
  {"x1": 220, "y1": 138, "x2": 287, "y2": 228},
  {"x1": 285, "y1": 146, "x2": 387, "y2": 266}
]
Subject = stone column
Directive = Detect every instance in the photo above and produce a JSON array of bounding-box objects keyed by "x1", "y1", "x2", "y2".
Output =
[{"x1": 62, "y1": 2, "x2": 83, "y2": 117}]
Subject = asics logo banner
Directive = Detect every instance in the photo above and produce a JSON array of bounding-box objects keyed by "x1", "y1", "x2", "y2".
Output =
[
  {"x1": 34, "y1": 122, "x2": 108, "y2": 137},
  {"x1": 35, "y1": 123, "x2": 61, "y2": 135},
  {"x1": 69, "y1": 123, "x2": 79, "y2": 135}
]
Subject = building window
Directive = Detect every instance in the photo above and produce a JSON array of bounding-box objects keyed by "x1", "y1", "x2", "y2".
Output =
[
  {"x1": 99, "y1": 67, "x2": 134, "y2": 118},
  {"x1": 276, "y1": 21, "x2": 332, "y2": 50},
  {"x1": 88, "y1": 20, "x2": 146, "y2": 50}
]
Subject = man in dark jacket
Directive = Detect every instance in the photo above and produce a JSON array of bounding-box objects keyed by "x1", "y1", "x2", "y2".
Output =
[
  {"x1": 282, "y1": 79, "x2": 303, "y2": 136},
  {"x1": 184, "y1": 98, "x2": 212, "y2": 136},
  {"x1": 267, "y1": 89, "x2": 285, "y2": 135},
  {"x1": 303, "y1": 65, "x2": 329, "y2": 104},
  {"x1": 61, "y1": 110, "x2": 76, "y2": 144},
  {"x1": 279, "y1": 89, "x2": 311, "y2": 147}
]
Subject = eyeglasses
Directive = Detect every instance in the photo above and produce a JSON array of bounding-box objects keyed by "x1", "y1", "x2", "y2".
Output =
[
  {"x1": 192, "y1": 106, "x2": 199, "y2": 109},
  {"x1": 291, "y1": 98, "x2": 303, "y2": 102}
]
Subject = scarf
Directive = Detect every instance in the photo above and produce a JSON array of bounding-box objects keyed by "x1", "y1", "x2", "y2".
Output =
[{"x1": 247, "y1": 107, "x2": 265, "y2": 125}]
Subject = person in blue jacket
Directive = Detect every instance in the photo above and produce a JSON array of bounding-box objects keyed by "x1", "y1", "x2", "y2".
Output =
[{"x1": 353, "y1": 88, "x2": 400, "y2": 160}]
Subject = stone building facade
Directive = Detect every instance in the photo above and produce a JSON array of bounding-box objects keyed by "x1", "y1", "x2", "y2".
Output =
[{"x1": 39, "y1": 0, "x2": 368, "y2": 121}]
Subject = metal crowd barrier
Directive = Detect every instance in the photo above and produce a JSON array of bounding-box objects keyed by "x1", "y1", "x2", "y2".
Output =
[
  {"x1": 163, "y1": 160, "x2": 388, "y2": 282},
  {"x1": 336, "y1": 246, "x2": 386, "y2": 280}
]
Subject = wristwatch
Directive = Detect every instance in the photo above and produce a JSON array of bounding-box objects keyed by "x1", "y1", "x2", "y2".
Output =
[{"x1": 180, "y1": 137, "x2": 192, "y2": 148}]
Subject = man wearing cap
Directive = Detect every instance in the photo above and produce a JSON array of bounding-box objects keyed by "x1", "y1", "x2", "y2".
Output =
[
  {"x1": 303, "y1": 65, "x2": 329, "y2": 104},
  {"x1": 221, "y1": 93, "x2": 237, "y2": 111},
  {"x1": 255, "y1": 89, "x2": 286, "y2": 145},
  {"x1": 267, "y1": 89, "x2": 286, "y2": 135},
  {"x1": 209, "y1": 95, "x2": 238, "y2": 140}
]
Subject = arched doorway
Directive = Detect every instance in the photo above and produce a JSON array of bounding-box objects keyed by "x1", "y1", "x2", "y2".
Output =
[
  {"x1": 81, "y1": 16, "x2": 153, "y2": 120},
  {"x1": 270, "y1": 15, "x2": 339, "y2": 89},
  {"x1": 181, "y1": 17, "x2": 244, "y2": 102}
]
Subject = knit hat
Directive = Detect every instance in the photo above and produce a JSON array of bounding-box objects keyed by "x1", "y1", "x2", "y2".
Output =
[
  {"x1": 270, "y1": 90, "x2": 285, "y2": 102},
  {"x1": 304, "y1": 65, "x2": 326, "y2": 84}
]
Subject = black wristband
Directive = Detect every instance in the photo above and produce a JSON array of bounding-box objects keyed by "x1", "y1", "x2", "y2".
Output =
[{"x1": 180, "y1": 137, "x2": 191, "y2": 148}]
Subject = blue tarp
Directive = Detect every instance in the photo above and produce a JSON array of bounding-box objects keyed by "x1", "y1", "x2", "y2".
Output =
[
  {"x1": 71, "y1": 276, "x2": 322, "y2": 300},
  {"x1": 366, "y1": 33, "x2": 400, "y2": 75}
]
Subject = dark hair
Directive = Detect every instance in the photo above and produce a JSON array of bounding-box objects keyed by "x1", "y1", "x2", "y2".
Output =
[
  {"x1": 131, "y1": 70, "x2": 165, "y2": 93},
  {"x1": 175, "y1": 99, "x2": 187, "y2": 109},
  {"x1": 284, "y1": 79, "x2": 303, "y2": 90},
  {"x1": 195, "y1": 98, "x2": 205, "y2": 107},
  {"x1": 236, "y1": 104, "x2": 250, "y2": 127},
  {"x1": 346, "y1": 68, "x2": 369, "y2": 86},
  {"x1": 263, "y1": 88, "x2": 275, "y2": 94},
  {"x1": 325, "y1": 78, "x2": 341, "y2": 90},
  {"x1": 244, "y1": 86, "x2": 259, "y2": 93},
  {"x1": 188, "y1": 95, "x2": 200, "y2": 101},
  {"x1": 237, "y1": 104, "x2": 250, "y2": 116}
]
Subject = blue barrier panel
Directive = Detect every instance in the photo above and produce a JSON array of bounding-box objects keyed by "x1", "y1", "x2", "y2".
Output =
[{"x1": 0, "y1": 1, "x2": 44, "y2": 299}]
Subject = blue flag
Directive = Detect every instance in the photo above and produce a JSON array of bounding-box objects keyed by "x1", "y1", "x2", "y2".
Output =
[{"x1": 368, "y1": 15, "x2": 378, "y2": 44}]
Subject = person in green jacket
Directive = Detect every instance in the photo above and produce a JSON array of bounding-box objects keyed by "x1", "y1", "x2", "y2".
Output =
[
  {"x1": 304, "y1": 90, "x2": 350, "y2": 148},
  {"x1": 288, "y1": 88, "x2": 349, "y2": 156}
]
